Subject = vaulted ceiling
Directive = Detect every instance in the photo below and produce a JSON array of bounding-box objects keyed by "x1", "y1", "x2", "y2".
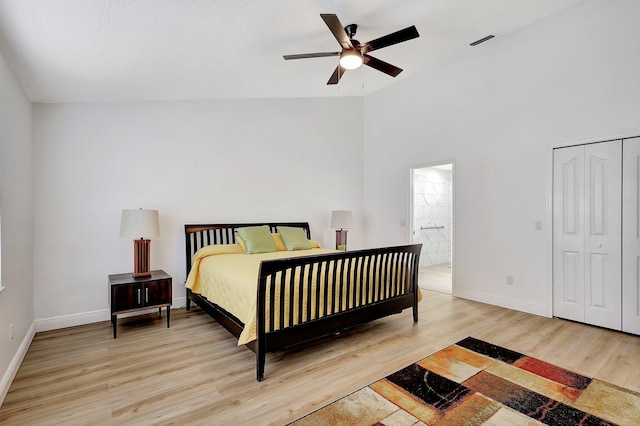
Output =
[{"x1": 0, "y1": 0, "x2": 582, "y2": 103}]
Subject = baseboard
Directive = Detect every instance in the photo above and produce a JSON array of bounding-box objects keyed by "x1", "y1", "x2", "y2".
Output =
[
  {"x1": 34, "y1": 296, "x2": 188, "y2": 332},
  {"x1": 0, "y1": 322, "x2": 35, "y2": 407},
  {"x1": 173, "y1": 296, "x2": 186, "y2": 309},
  {"x1": 453, "y1": 288, "x2": 551, "y2": 318},
  {"x1": 35, "y1": 309, "x2": 110, "y2": 332}
]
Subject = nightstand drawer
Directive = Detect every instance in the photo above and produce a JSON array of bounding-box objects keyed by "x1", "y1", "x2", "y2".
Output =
[
  {"x1": 145, "y1": 279, "x2": 171, "y2": 306},
  {"x1": 112, "y1": 283, "x2": 144, "y2": 311}
]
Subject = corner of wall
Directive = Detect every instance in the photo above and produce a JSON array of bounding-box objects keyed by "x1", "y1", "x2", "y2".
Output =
[{"x1": 0, "y1": 322, "x2": 35, "y2": 407}]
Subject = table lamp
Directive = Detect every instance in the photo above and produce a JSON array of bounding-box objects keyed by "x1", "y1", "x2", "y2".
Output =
[
  {"x1": 120, "y1": 208, "x2": 160, "y2": 277},
  {"x1": 330, "y1": 210, "x2": 352, "y2": 250}
]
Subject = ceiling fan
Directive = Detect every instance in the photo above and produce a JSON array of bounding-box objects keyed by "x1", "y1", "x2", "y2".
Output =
[{"x1": 283, "y1": 14, "x2": 420, "y2": 85}]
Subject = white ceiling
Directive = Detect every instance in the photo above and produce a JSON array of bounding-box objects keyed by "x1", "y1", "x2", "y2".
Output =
[{"x1": 0, "y1": 0, "x2": 583, "y2": 103}]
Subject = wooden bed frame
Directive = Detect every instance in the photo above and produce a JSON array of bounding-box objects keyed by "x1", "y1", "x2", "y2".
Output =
[{"x1": 185, "y1": 222, "x2": 421, "y2": 381}]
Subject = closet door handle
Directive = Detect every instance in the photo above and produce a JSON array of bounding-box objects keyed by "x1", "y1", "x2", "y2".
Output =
[{"x1": 596, "y1": 243, "x2": 603, "y2": 248}]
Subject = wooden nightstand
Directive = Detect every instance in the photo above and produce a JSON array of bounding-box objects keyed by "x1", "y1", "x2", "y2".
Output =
[{"x1": 108, "y1": 270, "x2": 172, "y2": 338}]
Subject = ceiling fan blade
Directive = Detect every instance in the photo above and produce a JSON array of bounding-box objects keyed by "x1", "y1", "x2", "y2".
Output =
[
  {"x1": 327, "y1": 65, "x2": 346, "y2": 85},
  {"x1": 363, "y1": 54, "x2": 403, "y2": 77},
  {"x1": 361, "y1": 25, "x2": 419, "y2": 53},
  {"x1": 283, "y1": 52, "x2": 339, "y2": 60},
  {"x1": 320, "y1": 14, "x2": 353, "y2": 49}
]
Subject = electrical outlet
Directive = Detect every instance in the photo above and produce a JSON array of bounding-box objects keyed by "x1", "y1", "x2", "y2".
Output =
[
  {"x1": 9, "y1": 324, "x2": 14, "y2": 341},
  {"x1": 506, "y1": 276, "x2": 514, "y2": 286}
]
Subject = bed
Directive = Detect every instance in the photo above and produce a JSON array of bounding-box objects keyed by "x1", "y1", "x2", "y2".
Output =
[{"x1": 185, "y1": 222, "x2": 422, "y2": 381}]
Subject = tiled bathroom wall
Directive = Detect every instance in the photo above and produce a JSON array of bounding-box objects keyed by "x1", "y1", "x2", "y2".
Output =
[{"x1": 413, "y1": 167, "x2": 452, "y2": 267}]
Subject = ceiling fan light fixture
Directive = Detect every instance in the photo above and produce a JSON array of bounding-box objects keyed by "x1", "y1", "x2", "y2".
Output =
[
  {"x1": 339, "y1": 49, "x2": 363, "y2": 70},
  {"x1": 284, "y1": 14, "x2": 419, "y2": 85}
]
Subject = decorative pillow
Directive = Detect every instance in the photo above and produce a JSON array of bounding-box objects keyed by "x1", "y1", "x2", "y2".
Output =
[
  {"x1": 237, "y1": 233, "x2": 287, "y2": 252},
  {"x1": 236, "y1": 225, "x2": 277, "y2": 254},
  {"x1": 236, "y1": 234, "x2": 247, "y2": 252},
  {"x1": 277, "y1": 226, "x2": 313, "y2": 251},
  {"x1": 272, "y1": 233, "x2": 287, "y2": 251},
  {"x1": 309, "y1": 239, "x2": 322, "y2": 248}
]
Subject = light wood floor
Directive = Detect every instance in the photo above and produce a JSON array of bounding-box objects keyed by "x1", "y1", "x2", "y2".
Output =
[
  {"x1": 419, "y1": 263, "x2": 452, "y2": 294},
  {"x1": 1, "y1": 291, "x2": 639, "y2": 425}
]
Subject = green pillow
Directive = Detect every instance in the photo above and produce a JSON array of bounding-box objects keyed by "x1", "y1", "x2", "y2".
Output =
[
  {"x1": 277, "y1": 226, "x2": 312, "y2": 251},
  {"x1": 236, "y1": 225, "x2": 277, "y2": 254}
]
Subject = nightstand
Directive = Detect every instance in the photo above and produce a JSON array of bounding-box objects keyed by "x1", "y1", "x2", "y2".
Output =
[{"x1": 108, "y1": 270, "x2": 172, "y2": 338}]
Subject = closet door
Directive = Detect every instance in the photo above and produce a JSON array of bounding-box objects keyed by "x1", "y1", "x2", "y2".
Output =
[
  {"x1": 583, "y1": 141, "x2": 621, "y2": 329},
  {"x1": 553, "y1": 141, "x2": 621, "y2": 330},
  {"x1": 623, "y1": 137, "x2": 640, "y2": 334},
  {"x1": 553, "y1": 145, "x2": 585, "y2": 323}
]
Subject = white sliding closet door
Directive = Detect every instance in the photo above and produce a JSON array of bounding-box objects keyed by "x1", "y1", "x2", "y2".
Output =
[
  {"x1": 553, "y1": 141, "x2": 622, "y2": 330},
  {"x1": 623, "y1": 137, "x2": 640, "y2": 334}
]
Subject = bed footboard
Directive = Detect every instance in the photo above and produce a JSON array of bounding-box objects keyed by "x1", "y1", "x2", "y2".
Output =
[{"x1": 255, "y1": 244, "x2": 421, "y2": 381}]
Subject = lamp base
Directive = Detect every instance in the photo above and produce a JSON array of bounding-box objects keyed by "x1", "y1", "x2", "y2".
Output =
[
  {"x1": 133, "y1": 239, "x2": 152, "y2": 277},
  {"x1": 335, "y1": 229, "x2": 348, "y2": 251}
]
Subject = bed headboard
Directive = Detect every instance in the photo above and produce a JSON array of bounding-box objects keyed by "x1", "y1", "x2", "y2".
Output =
[{"x1": 184, "y1": 222, "x2": 311, "y2": 274}]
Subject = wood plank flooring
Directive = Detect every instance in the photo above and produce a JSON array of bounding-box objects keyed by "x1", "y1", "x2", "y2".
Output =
[
  {"x1": 1, "y1": 291, "x2": 639, "y2": 425},
  {"x1": 419, "y1": 263, "x2": 452, "y2": 294}
]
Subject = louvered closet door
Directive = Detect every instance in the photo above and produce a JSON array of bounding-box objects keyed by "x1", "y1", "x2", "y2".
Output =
[
  {"x1": 623, "y1": 137, "x2": 640, "y2": 334},
  {"x1": 553, "y1": 141, "x2": 622, "y2": 330},
  {"x1": 553, "y1": 146, "x2": 586, "y2": 323}
]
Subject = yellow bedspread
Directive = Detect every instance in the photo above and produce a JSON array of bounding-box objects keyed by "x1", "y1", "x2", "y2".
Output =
[{"x1": 186, "y1": 245, "x2": 338, "y2": 345}]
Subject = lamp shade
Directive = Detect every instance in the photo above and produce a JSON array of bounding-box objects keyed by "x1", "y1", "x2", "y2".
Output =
[
  {"x1": 330, "y1": 210, "x2": 353, "y2": 229},
  {"x1": 119, "y1": 209, "x2": 160, "y2": 238}
]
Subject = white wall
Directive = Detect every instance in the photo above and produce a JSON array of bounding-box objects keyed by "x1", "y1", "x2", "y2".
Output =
[
  {"x1": 363, "y1": 0, "x2": 640, "y2": 316},
  {"x1": 32, "y1": 97, "x2": 364, "y2": 328},
  {"x1": 0, "y1": 49, "x2": 34, "y2": 404}
]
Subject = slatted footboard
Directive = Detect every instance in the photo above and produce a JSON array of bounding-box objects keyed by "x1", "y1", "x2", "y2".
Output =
[{"x1": 255, "y1": 244, "x2": 421, "y2": 381}]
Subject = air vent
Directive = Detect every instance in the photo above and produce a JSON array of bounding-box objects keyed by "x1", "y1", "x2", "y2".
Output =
[{"x1": 470, "y1": 35, "x2": 495, "y2": 46}]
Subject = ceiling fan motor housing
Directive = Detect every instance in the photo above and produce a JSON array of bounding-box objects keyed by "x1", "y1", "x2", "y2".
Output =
[{"x1": 344, "y1": 23, "x2": 358, "y2": 39}]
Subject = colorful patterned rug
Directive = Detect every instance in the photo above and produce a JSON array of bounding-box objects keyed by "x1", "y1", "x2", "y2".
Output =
[{"x1": 290, "y1": 337, "x2": 640, "y2": 425}]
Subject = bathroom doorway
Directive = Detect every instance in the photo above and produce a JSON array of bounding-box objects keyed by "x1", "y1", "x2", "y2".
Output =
[{"x1": 410, "y1": 162, "x2": 453, "y2": 294}]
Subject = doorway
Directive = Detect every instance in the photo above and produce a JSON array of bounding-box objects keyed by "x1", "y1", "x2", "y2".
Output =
[{"x1": 410, "y1": 162, "x2": 453, "y2": 294}]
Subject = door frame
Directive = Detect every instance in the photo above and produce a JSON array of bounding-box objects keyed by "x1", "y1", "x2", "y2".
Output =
[{"x1": 409, "y1": 159, "x2": 456, "y2": 294}]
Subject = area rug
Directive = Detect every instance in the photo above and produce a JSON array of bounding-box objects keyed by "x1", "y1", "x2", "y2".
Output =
[{"x1": 290, "y1": 337, "x2": 640, "y2": 425}]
